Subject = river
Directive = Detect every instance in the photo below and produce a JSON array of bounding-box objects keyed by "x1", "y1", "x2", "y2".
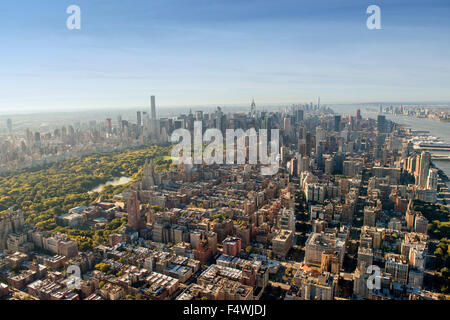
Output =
[{"x1": 330, "y1": 104, "x2": 450, "y2": 184}]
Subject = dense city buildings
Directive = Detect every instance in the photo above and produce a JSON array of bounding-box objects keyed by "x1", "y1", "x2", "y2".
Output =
[
  {"x1": 0, "y1": 95, "x2": 169, "y2": 173},
  {"x1": 1, "y1": 99, "x2": 449, "y2": 301}
]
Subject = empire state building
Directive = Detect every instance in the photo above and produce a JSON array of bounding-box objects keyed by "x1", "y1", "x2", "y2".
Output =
[{"x1": 250, "y1": 98, "x2": 256, "y2": 117}]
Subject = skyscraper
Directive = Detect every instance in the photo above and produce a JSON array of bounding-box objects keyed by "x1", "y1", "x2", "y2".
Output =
[
  {"x1": 6, "y1": 118, "x2": 12, "y2": 133},
  {"x1": 151, "y1": 95, "x2": 156, "y2": 119},
  {"x1": 141, "y1": 160, "x2": 157, "y2": 189},
  {"x1": 349, "y1": 115, "x2": 354, "y2": 130},
  {"x1": 250, "y1": 98, "x2": 256, "y2": 117},
  {"x1": 283, "y1": 117, "x2": 291, "y2": 136},
  {"x1": 106, "y1": 118, "x2": 112, "y2": 134},
  {"x1": 137, "y1": 111, "x2": 142, "y2": 126},
  {"x1": 127, "y1": 192, "x2": 142, "y2": 231},
  {"x1": 296, "y1": 109, "x2": 304, "y2": 122},
  {"x1": 377, "y1": 115, "x2": 386, "y2": 133},
  {"x1": 334, "y1": 115, "x2": 341, "y2": 132},
  {"x1": 215, "y1": 107, "x2": 223, "y2": 131},
  {"x1": 418, "y1": 151, "x2": 431, "y2": 188}
]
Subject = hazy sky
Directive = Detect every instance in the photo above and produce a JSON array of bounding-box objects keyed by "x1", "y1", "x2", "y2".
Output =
[{"x1": 0, "y1": 0, "x2": 449, "y2": 113}]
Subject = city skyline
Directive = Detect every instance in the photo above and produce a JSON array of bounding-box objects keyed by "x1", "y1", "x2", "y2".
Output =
[
  {"x1": 0, "y1": 0, "x2": 450, "y2": 113},
  {"x1": 1, "y1": 99, "x2": 449, "y2": 302},
  {"x1": 2, "y1": 0, "x2": 450, "y2": 307}
]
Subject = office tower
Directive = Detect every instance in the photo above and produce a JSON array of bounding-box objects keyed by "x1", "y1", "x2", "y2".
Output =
[
  {"x1": 298, "y1": 126, "x2": 306, "y2": 139},
  {"x1": 334, "y1": 115, "x2": 341, "y2": 132},
  {"x1": 298, "y1": 139, "x2": 307, "y2": 157},
  {"x1": 317, "y1": 97, "x2": 320, "y2": 109},
  {"x1": 137, "y1": 111, "x2": 142, "y2": 126},
  {"x1": 263, "y1": 115, "x2": 271, "y2": 130},
  {"x1": 305, "y1": 132, "x2": 313, "y2": 155},
  {"x1": 299, "y1": 155, "x2": 310, "y2": 173},
  {"x1": 148, "y1": 95, "x2": 160, "y2": 139},
  {"x1": 315, "y1": 126, "x2": 326, "y2": 150},
  {"x1": 290, "y1": 157, "x2": 298, "y2": 176},
  {"x1": 377, "y1": 115, "x2": 386, "y2": 133},
  {"x1": 418, "y1": 151, "x2": 431, "y2": 188},
  {"x1": 280, "y1": 146, "x2": 286, "y2": 164},
  {"x1": 296, "y1": 109, "x2": 304, "y2": 122},
  {"x1": 356, "y1": 109, "x2": 361, "y2": 121},
  {"x1": 215, "y1": 107, "x2": 223, "y2": 131},
  {"x1": 283, "y1": 117, "x2": 291, "y2": 136},
  {"x1": 349, "y1": 115, "x2": 354, "y2": 130},
  {"x1": 127, "y1": 192, "x2": 141, "y2": 231},
  {"x1": 106, "y1": 118, "x2": 112, "y2": 134},
  {"x1": 187, "y1": 109, "x2": 194, "y2": 130},
  {"x1": 195, "y1": 110, "x2": 203, "y2": 121},
  {"x1": 151, "y1": 95, "x2": 156, "y2": 119},
  {"x1": 6, "y1": 118, "x2": 12, "y2": 133}
]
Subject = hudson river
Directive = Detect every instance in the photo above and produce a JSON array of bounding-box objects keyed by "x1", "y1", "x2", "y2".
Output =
[{"x1": 331, "y1": 105, "x2": 450, "y2": 184}]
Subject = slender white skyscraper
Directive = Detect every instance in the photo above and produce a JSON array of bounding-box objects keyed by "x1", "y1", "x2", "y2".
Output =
[
  {"x1": 317, "y1": 97, "x2": 320, "y2": 109},
  {"x1": 151, "y1": 95, "x2": 156, "y2": 119},
  {"x1": 150, "y1": 95, "x2": 159, "y2": 139}
]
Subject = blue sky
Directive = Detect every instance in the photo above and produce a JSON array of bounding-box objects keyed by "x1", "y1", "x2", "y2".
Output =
[{"x1": 0, "y1": 0, "x2": 449, "y2": 112}]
